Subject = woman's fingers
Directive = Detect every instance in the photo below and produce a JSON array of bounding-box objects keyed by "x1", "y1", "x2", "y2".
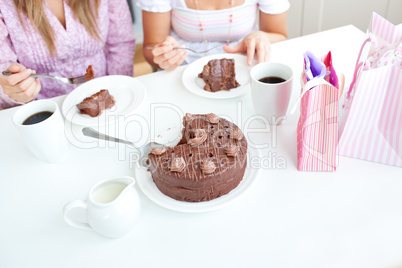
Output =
[
  {"x1": 30, "y1": 78, "x2": 42, "y2": 99},
  {"x1": 16, "y1": 78, "x2": 41, "y2": 102},
  {"x1": 152, "y1": 44, "x2": 173, "y2": 57},
  {"x1": 167, "y1": 50, "x2": 188, "y2": 71},
  {"x1": 225, "y1": 31, "x2": 272, "y2": 65},
  {"x1": 164, "y1": 36, "x2": 178, "y2": 45},
  {"x1": 8, "y1": 62, "x2": 26, "y2": 73},
  {"x1": 6, "y1": 69, "x2": 33, "y2": 86},
  {"x1": 150, "y1": 36, "x2": 188, "y2": 70},
  {"x1": 264, "y1": 43, "x2": 271, "y2": 62},
  {"x1": 153, "y1": 48, "x2": 177, "y2": 65},
  {"x1": 223, "y1": 42, "x2": 243, "y2": 53},
  {"x1": 17, "y1": 76, "x2": 37, "y2": 94},
  {"x1": 0, "y1": 62, "x2": 41, "y2": 103},
  {"x1": 152, "y1": 40, "x2": 188, "y2": 70},
  {"x1": 159, "y1": 49, "x2": 188, "y2": 70},
  {"x1": 244, "y1": 38, "x2": 271, "y2": 65},
  {"x1": 255, "y1": 41, "x2": 265, "y2": 64},
  {"x1": 151, "y1": 37, "x2": 179, "y2": 57},
  {"x1": 246, "y1": 38, "x2": 256, "y2": 65}
]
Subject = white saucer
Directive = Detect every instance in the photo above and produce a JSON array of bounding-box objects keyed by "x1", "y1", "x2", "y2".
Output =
[
  {"x1": 182, "y1": 53, "x2": 251, "y2": 99},
  {"x1": 62, "y1": 75, "x2": 146, "y2": 126},
  {"x1": 135, "y1": 146, "x2": 261, "y2": 213}
]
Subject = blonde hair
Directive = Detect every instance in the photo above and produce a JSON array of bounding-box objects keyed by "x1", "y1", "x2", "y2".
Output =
[{"x1": 13, "y1": 0, "x2": 101, "y2": 55}]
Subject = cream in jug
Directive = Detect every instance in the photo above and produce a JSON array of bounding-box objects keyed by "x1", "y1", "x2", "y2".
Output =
[{"x1": 63, "y1": 176, "x2": 141, "y2": 238}]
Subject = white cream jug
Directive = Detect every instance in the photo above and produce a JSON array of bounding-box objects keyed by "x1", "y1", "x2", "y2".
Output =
[{"x1": 63, "y1": 176, "x2": 141, "y2": 238}]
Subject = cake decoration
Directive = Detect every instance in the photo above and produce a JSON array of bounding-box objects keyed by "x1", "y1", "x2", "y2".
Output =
[
  {"x1": 229, "y1": 128, "x2": 244, "y2": 140},
  {"x1": 206, "y1": 113, "x2": 220, "y2": 124},
  {"x1": 170, "y1": 157, "x2": 186, "y2": 172},
  {"x1": 188, "y1": 129, "x2": 207, "y2": 146},
  {"x1": 225, "y1": 145, "x2": 240, "y2": 157},
  {"x1": 150, "y1": 147, "x2": 167, "y2": 155},
  {"x1": 200, "y1": 159, "x2": 216, "y2": 174},
  {"x1": 185, "y1": 113, "x2": 194, "y2": 121}
]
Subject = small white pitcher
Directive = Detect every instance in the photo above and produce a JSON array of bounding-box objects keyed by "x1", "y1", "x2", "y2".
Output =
[{"x1": 63, "y1": 176, "x2": 141, "y2": 238}]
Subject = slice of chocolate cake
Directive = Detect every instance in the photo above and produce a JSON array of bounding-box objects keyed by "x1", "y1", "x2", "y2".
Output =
[
  {"x1": 85, "y1": 65, "x2": 95, "y2": 81},
  {"x1": 147, "y1": 113, "x2": 247, "y2": 202},
  {"x1": 198, "y1": 58, "x2": 240, "y2": 92},
  {"x1": 76, "y1": 89, "x2": 115, "y2": 117}
]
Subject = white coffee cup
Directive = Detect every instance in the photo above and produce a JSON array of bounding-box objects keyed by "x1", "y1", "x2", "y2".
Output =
[
  {"x1": 13, "y1": 99, "x2": 68, "y2": 163},
  {"x1": 250, "y1": 62, "x2": 294, "y2": 125}
]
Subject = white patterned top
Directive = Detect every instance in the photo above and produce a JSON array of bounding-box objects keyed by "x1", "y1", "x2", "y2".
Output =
[{"x1": 137, "y1": 0, "x2": 289, "y2": 64}]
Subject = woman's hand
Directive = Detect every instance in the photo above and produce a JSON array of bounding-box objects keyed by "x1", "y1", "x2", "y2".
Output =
[
  {"x1": 223, "y1": 30, "x2": 272, "y2": 66},
  {"x1": 151, "y1": 36, "x2": 189, "y2": 71},
  {"x1": 0, "y1": 63, "x2": 41, "y2": 103},
  {"x1": 223, "y1": 11, "x2": 287, "y2": 66}
]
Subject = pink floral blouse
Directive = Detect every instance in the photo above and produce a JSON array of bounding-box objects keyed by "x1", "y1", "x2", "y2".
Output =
[{"x1": 0, "y1": 0, "x2": 136, "y2": 109}]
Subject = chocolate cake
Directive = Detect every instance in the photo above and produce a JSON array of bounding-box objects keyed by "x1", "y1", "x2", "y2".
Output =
[
  {"x1": 76, "y1": 89, "x2": 115, "y2": 117},
  {"x1": 85, "y1": 65, "x2": 95, "y2": 81},
  {"x1": 147, "y1": 113, "x2": 247, "y2": 202},
  {"x1": 198, "y1": 58, "x2": 240, "y2": 92}
]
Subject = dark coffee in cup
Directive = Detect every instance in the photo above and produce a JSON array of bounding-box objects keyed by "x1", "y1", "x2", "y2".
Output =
[
  {"x1": 258, "y1": 76, "x2": 286, "y2": 84},
  {"x1": 22, "y1": 111, "x2": 53, "y2": 125}
]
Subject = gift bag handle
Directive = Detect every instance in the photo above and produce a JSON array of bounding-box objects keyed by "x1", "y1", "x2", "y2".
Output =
[
  {"x1": 290, "y1": 76, "x2": 332, "y2": 114},
  {"x1": 346, "y1": 37, "x2": 372, "y2": 99}
]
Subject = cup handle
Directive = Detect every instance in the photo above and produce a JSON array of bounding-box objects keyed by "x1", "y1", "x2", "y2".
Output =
[{"x1": 63, "y1": 199, "x2": 91, "y2": 230}]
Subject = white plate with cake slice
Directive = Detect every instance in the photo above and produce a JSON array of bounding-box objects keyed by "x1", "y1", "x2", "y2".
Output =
[
  {"x1": 134, "y1": 146, "x2": 261, "y2": 213},
  {"x1": 182, "y1": 53, "x2": 251, "y2": 99},
  {"x1": 62, "y1": 75, "x2": 146, "y2": 126}
]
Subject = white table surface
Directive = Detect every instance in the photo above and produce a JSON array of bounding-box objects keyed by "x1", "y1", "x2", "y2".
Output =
[{"x1": 1, "y1": 25, "x2": 401, "y2": 268}]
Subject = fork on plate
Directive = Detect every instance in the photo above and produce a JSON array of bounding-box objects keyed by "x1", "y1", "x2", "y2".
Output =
[
  {"x1": 2, "y1": 70, "x2": 88, "y2": 85},
  {"x1": 82, "y1": 127, "x2": 166, "y2": 167},
  {"x1": 145, "y1": 45, "x2": 221, "y2": 54}
]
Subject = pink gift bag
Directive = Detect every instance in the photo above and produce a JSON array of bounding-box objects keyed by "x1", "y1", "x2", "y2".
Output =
[
  {"x1": 338, "y1": 13, "x2": 402, "y2": 167},
  {"x1": 295, "y1": 51, "x2": 340, "y2": 171}
]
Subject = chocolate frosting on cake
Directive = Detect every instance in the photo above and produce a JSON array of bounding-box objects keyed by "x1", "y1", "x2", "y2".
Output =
[
  {"x1": 147, "y1": 113, "x2": 247, "y2": 202},
  {"x1": 76, "y1": 89, "x2": 115, "y2": 117},
  {"x1": 198, "y1": 59, "x2": 240, "y2": 92}
]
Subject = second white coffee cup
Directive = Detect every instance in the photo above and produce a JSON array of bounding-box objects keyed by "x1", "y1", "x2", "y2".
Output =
[{"x1": 250, "y1": 62, "x2": 293, "y2": 125}]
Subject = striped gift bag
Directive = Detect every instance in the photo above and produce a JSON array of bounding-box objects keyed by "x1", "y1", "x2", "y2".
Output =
[
  {"x1": 296, "y1": 52, "x2": 339, "y2": 171},
  {"x1": 339, "y1": 13, "x2": 402, "y2": 167}
]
